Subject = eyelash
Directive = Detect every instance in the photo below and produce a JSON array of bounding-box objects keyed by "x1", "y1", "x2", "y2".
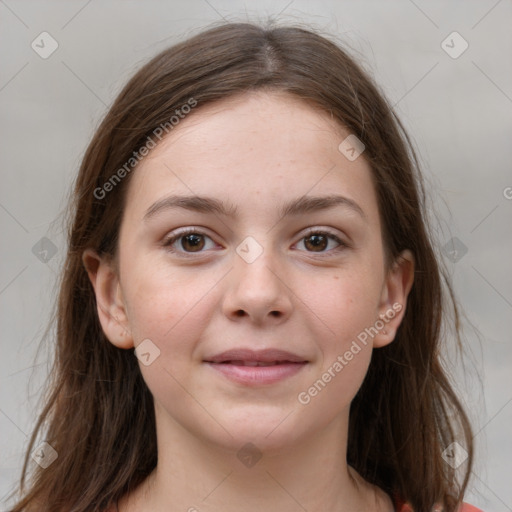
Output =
[{"x1": 162, "y1": 227, "x2": 348, "y2": 257}]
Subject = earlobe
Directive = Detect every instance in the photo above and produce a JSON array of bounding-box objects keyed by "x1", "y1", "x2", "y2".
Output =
[
  {"x1": 82, "y1": 249, "x2": 134, "y2": 349},
  {"x1": 374, "y1": 249, "x2": 415, "y2": 348}
]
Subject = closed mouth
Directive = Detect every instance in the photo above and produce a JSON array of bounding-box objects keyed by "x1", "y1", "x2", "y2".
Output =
[
  {"x1": 211, "y1": 360, "x2": 306, "y2": 367},
  {"x1": 204, "y1": 348, "x2": 308, "y2": 366}
]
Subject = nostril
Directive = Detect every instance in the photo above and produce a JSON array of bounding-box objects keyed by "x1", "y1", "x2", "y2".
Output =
[{"x1": 232, "y1": 309, "x2": 282, "y2": 318}]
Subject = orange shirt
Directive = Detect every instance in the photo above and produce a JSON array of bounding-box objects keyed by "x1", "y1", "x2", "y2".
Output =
[{"x1": 395, "y1": 499, "x2": 484, "y2": 512}]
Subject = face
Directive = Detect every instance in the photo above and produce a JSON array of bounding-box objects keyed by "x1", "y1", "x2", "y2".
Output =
[{"x1": 87, "y1": 91, "x2": 413, "y2": 454}]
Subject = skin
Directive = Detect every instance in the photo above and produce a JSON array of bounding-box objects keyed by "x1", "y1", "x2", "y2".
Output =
[{"x1": 84, "y1": 91, "x2": 414, "y2": 512}]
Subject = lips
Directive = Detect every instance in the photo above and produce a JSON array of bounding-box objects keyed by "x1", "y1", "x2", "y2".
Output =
[
  {"x1": 204, "y1": 348, "x2": 308, "y2": 385},
  {"x1": 224, "y1": 360, "x2": 286, "y2": 367},
  {"x1": 204, "y1": 348, "x2": 308, "y2": 365}
]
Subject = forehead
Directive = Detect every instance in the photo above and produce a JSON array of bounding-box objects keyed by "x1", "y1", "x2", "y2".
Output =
[{"x1": 123, "y1": 91, "x2": 379, "y2": 225}]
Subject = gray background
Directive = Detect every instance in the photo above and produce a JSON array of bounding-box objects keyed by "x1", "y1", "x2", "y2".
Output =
[{"x1": 1, "y1": 1, "x2": 511, "y2": 510}]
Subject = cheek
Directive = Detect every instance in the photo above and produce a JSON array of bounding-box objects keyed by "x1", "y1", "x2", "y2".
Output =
[
  {"x1": 121, "y1": 258, "x2": 218, "y2": 362},
  {"x1": 296, "y1": 273, "x2": 377, "y2": 413},
  {"x1": 122, "y1": 263, "x2": 220, "y2": 414},
  {"x1": 296, "y1": 268, "x2": 381, "y2": 400},
  {"x1": 303, "y1": 268, "x2": 383, "y2": 346}
]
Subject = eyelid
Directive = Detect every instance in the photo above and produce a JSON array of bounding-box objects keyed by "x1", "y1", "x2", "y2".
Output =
[{"x1": 162, "y1": 226, "x2": 210, "y2": 242}]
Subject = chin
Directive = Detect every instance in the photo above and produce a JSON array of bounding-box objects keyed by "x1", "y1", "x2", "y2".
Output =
[{"x1": 202, "y1": 412, "x2": 307, "y2": 456}]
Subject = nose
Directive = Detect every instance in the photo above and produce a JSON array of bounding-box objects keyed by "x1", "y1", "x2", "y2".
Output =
[{"x1": 221, "y1": 248, "x2": 293, "y2": 325}]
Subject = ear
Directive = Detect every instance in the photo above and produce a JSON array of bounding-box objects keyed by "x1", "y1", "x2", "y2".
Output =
[
  {"x1": 82, "y1": 249, "x2": 134, "y2": 349},
  {"x1": 373, "y1": 249, "x2": 415, "y2": 348}
]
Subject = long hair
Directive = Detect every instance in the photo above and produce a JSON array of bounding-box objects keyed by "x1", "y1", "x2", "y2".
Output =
[{"x1": 9, "y1": 21, "x2": 473, "y2": 512}]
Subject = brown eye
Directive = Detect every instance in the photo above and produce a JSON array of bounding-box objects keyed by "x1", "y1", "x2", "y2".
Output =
[
  {"x1": 180, "y1": 233, "x2": 205, "y2": 252},
  {"x1": 304, "y1": 233, "x2": 328, "y2": 252}
]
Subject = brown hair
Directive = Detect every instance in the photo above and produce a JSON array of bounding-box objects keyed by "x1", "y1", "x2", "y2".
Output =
[{"x1": 9, "y1": 21, "x2": 474, "y2": 512}]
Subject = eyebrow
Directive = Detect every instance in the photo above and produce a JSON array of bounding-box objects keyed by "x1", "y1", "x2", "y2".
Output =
[{"x1": 143, "y1": 194, "x2": 367, "y2": 222}]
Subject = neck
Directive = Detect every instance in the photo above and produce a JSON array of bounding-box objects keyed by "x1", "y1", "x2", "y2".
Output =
[{"x1": 121, "y1": 403, "x2": 393, "y2": 512}]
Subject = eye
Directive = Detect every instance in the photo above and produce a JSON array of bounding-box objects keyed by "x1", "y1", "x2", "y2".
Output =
[
  {"x1": 162, "y1": 228, "x2": 217, "y2": 254},
  {"x1": 162, "y1": 228, "x2": 347, "y2": 256},
  {"x1": 295, "y1": 229, "x2": 347, "y2": 254}
]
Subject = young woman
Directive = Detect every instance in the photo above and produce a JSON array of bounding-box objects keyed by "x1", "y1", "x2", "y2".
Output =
[{"x1": 9, "y1": 22, "x2": 482, "y2": 512}]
